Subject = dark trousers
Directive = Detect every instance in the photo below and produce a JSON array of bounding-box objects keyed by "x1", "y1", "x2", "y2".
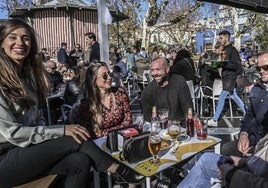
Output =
[{"x1": 0, "y1": 137, "x2": 113, "y2": 188}]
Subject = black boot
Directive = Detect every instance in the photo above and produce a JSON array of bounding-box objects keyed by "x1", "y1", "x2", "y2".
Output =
[{"x1": 113, "y1": 164, "x2": 144, "y2": 184}]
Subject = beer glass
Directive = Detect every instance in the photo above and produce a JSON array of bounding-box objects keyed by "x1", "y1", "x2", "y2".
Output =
[
  {"x1": 148, "y1": 134, "x2": 162, "y2": 164},
  {"x1": 168, "y1": 120, "x2": 181, "y2": 155},
  {"x1": 167, "y1": 120, "x2": 181, "y2": 140}
]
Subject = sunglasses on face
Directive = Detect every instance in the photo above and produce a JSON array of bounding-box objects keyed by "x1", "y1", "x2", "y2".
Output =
[
  {"x1": 100, "y1": 72, "x2": 112, "y2": 80},
  {"x1": 256, "y1": 65, "x2": 268, "y2": 72}
]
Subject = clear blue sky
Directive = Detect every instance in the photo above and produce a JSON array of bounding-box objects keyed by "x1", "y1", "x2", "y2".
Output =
[{"x1": 0, "y1": 10, "x2": 8, "y2": 19}]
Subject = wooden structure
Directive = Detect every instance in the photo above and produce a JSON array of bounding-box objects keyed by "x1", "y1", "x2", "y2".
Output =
[{"x1": 10, "y1": 0, "x2": 127, "y2": 55}]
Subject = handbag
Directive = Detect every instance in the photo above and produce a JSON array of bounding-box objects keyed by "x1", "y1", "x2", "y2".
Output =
[
  {"x1": 119, "y1": 133, "x2": 152, "y2": 163},
  {"x1": 106, "y1": 126, "x2": 139, "y2": 152},
  {"x1": 106, "y1": 129, "x2": 119, "y2": 152}
]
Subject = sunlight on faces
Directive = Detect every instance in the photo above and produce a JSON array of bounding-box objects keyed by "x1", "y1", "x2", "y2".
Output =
[
  {"x1": 96, "y1": 66, "x2": 112, "y2": 90},
  {"x1": 257, "y1": 53, "x2": 268, "y2": 83},
  {"x1": 1, "y1": 27, "x2": 31, "y2": 66},
  {"x1": 150, "y1": 58, "x2": 170, "y2": 85},
  {"x1": 218, "y1": 34, "x2": 229, "y2": 46}
]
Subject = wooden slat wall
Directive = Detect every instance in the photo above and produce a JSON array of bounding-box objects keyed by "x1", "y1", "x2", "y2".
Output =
[{"x1": 32, "y1": 8, "x2": 98, "y2": 54}]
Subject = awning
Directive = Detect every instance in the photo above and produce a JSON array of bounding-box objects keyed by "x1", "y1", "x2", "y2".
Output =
[{"x1": 198, "y1": 0, "x2": 268, "y2": 13}]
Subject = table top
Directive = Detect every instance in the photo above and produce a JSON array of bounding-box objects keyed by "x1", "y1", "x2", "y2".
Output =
[{"x1": 94, "y1": 133, "x2": 221, "y2": 177}]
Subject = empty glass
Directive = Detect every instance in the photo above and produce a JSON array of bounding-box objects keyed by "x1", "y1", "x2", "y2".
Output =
[
  {"x1": 158, "y1": 108, "x2": 169, "y2": 129},
  {"x1": 132, "y1": 113, "x2": 144, "y2": 133}
]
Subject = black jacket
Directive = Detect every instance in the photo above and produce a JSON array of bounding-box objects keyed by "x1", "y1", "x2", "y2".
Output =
[{"x1": 222, "y1": 44, "x2": 243, "y2": 91}]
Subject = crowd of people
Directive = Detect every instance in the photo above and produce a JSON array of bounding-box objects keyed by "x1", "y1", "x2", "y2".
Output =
[{"x1": 0, "y1": 17, "x2": 267, "y2": 188}]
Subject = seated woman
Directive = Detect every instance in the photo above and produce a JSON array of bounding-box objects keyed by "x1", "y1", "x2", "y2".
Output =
[
  {"x1": 0, "y1": 18, "x2": 143, "y2": 187},
  {"x1": 69, "y1": 61, "x2": 132, "y2": 138}
]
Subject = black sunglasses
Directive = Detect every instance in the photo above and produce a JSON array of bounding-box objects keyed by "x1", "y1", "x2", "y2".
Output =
[
  {"x1": 101, "y1": 72, "x2": 112, "y2": 80},
  {"x1": 256, "y1": 65, "x2": 268, "y2": 72}
]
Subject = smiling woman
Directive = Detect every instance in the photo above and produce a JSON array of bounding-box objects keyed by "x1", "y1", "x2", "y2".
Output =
[
  {"x1": 68, "y1": 60, "x2": 132, "y2": 138},
  {"x1": 0, "y1": 19, "x2": 143, "y2": 187}
]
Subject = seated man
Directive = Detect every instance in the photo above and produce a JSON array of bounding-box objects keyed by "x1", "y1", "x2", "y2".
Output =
[
  {"x1": 177, "y1": 150, "x2": 268, "y2": 188},
  {"x1": 222, "y1": 51, "x2": 268, "y2": 157},
  {"x1": 141, "y1": 57, "x2": 193, "y2": 123}
]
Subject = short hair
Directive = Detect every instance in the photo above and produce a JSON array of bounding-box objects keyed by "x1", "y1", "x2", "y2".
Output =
[
  {"x1": 85, "y1": 32, "x2": 96, "y2": 41},
  {"x1": 61, "y1": 42, "x2": 67, "y2": 47},
  {"x1": 257, "y1": 51, "x2": 268, "y2": 58},
  {"x1": 219, "y1": 30, "x2": 231, "y2": 37},
  {"x1": 152, "y1": 56, "x2": 169, "y2": 67}
]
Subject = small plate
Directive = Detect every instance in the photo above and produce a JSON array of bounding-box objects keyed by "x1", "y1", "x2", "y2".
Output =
[{"x1": 177, "y1": 134, "x2": 190, "y2": 142}]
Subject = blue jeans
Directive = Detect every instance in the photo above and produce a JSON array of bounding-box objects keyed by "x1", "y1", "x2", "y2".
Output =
[
  {"x1": 177, "y1": 152, "x2": 221, "y2": 188},
  {"x1": 213, "y1": 88, "x2": 245, "y2": 121}
]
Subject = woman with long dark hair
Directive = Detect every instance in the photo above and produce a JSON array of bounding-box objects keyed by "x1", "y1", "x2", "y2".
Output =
[{"x1": 0, "y1": 18, "x2": 143, "y2": 187}]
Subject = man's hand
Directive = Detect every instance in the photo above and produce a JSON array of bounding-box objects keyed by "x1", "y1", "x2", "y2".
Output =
[
  {"x1": 65, "y1": 124, "x2": 90, "y2": 144},
  {"x1": 237, "y1": 132, "x2": 252, "y2": 155}
]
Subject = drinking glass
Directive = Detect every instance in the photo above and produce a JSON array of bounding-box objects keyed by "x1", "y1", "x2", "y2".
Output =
[
  {"x1": 167, "y1": 120, "x2": 181, "y2": 140},
  {"x1": 158, "y1": 108, "x2": 169, "y2": 129},
  {"x1": 167, "y1": 120, "x2": 181, "y2": 155},
  {"x1": 132, "y1": 113, "x2": 144, "y2": 133},
  {"x1": 148, "y1": 134, "x2": 162, "y2": 165}
]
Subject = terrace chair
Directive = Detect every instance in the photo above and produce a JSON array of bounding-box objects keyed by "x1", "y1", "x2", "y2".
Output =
[{"x1": 200, "y1": 79, "x2": 233, "y2": 118}]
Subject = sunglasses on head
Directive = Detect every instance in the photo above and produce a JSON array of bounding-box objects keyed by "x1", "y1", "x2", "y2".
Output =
[
  {"x1": 256, "y1": 65, "x2": 268, "y2": 72},
  {"x1": 101, "y1": 72, "x2": 112, "y2": 80}
]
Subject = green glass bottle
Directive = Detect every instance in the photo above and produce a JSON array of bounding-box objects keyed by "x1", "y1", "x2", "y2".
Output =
[{"x1": 211, "y1": 61, "x2": 218, "y2": 69}]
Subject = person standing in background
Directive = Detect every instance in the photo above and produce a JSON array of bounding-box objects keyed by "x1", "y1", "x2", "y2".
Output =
[
  {"x1": 207, "y1": 30, "x2": 246, "y2": 126},
  {"x1": 57, "y1": 42, "x2": 70, "y2": 67},
  {"x1": 85, "y1": 32, "x2": 100, "y2": 63}
]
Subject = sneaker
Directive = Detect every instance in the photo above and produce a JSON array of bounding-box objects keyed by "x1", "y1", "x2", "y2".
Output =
[{"x1": 207, "y1": 119, "x2": 218, "y2": 127}]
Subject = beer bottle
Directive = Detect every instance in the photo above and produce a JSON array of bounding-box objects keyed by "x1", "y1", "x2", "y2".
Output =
[
  {"x1": 186, "y1": 108, "x2": 194, "y2": 137},
  {"x1": 151, "y1": 106, "x2": 160, "y2": 134}
]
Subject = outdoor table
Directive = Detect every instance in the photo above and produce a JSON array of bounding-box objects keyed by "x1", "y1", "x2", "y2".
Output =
[{"x1": 94, "y1": 132, "x2": 221, "y2": 188}]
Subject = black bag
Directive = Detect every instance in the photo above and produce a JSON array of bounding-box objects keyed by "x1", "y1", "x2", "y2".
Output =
[
  {"x1": 106, "y1": 129, "x2": 120, "y2": 152},
  {"x1": 119, "y1": 133, "x2": 152, "y2": 163}
]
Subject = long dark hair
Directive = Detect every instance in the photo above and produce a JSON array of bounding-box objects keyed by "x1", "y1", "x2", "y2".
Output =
[{"x1": 0, "y1": 18, "x2": 49, "y2": 109}]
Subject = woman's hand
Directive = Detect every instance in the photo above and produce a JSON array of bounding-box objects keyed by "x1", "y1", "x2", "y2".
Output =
[{"x1": 65, "y1": 124, "x2": 90, "y2": 144}]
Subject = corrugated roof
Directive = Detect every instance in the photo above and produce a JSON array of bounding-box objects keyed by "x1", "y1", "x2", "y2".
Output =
[{"x1": 44, "y1": 0, "x2": 91, "y2": 7}]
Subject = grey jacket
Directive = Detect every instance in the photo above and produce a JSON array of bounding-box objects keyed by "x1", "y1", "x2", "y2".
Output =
[{"x1": 0, "y1": 73, "x2": 64, "y2": 147}]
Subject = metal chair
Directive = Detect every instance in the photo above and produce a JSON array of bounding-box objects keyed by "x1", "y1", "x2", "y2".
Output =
[
  {"x1": 200, "y1": 79, "x2": 233, "y2": 118},
  {"x1": 186, "y1": 80, "x2": 198, "y2": 114},
  {"x1": 142, "y1": 70, "x2": 151, "y2": 89}
]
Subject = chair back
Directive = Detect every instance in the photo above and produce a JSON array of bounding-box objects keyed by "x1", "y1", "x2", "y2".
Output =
[
  {"x1": 186, "y1": 80, "x2": 196, "y2": 112},
  {"x1": 212, "y1": 79, "x2": 223, "y2": 97},
  {"x1": 142, "y1": 70, "x2": 151, "y2": 88}
]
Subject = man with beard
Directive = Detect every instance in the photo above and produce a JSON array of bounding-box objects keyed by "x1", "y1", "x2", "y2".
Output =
[{"x1": 141, "y1": 57, "x2": 193, "y2": 123}]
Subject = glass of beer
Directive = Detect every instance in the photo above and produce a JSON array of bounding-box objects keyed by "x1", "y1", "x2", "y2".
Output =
[
  {"x1": 158, "y1": 108, "x2": 169, "y2": 129},
  {"x1": 167, "y1": 120, "x2": 181, "y2": 140},
  {"x1": 148, "y1": 134, "x2": 162, "y2": 165},
  {"x1": 168, "y1": 120, "x2": 181, "y2": 155}
]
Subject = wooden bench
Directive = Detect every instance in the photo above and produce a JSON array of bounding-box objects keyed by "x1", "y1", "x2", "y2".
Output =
[{"x1": 15, "y1": 175, "x2": 57, "y2": 188}]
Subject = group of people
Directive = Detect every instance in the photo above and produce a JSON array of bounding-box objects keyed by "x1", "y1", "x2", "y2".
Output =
[{"x1": 1, "y1": 18, "x2": 268, "y2": 188}]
